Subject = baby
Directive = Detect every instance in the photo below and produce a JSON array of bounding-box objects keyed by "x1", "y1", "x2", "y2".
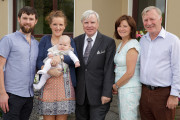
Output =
[{"x1": 33, "y1": 35, "x2": 80, "y2": 90}]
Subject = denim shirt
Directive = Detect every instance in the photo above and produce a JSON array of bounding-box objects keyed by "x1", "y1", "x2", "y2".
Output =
[{"x1": 0, "y1": 31, "x2": 39, "y2": 97}]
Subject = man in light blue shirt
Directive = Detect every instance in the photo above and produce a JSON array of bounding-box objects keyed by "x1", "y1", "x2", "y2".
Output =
[
  {"x1": 139, "y1": 6, "x2": 180, "y2": 120},
  {"x1": 0, "y1": 6, "x2": 39, "y2": 120}
]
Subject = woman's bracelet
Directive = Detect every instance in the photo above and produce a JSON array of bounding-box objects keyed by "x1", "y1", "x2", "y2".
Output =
[{"x1": 115, "y1": 83, "x2": 119, "y2": 89}]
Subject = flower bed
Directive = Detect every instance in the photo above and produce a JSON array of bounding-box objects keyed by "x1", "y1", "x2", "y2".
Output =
[{"x1": 136, "y1": 30, "x2": 147, "y2": 41}]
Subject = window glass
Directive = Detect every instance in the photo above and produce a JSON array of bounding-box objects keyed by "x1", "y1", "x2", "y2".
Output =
[
  {"x1": 136, "y1": 0, "x2": 166, "y2": 31},
  {"x1": 16, "y1": 0, "x2": 74, "y2": 36},
  {"x1": 57, "y1": 0, "x2": 74, "y2": 32},
  {"x1": 16, "y1": 0, "x2": 31, "y2": 31},
  {"x1": 34, "y1": 0, "x2": 53, "y2": 34}
]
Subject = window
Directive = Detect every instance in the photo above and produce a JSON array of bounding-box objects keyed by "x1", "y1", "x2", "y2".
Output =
[
  {"x1": 132, "y1": 0, "x2": 166, "y2": 31},
  {"x1": 13, "y1": 0, "x2": 74, "y2": 38}
]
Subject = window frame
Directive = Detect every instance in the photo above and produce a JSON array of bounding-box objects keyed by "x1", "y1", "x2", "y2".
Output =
[
  {"x1": 132, "y1": 0, "x2": 167, "y2": 30},
  {"x1": 13, "y1": 0, "x2": 73, "y2": 38}
]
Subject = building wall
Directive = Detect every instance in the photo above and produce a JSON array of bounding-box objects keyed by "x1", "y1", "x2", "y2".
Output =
[
  {"x1": 0, "y1": 0, "x2": 8, "y2": 39},
  {"x1": 74, "y1": 0, "x2": 128, "y2": 46},
  {"x1": 166, "y1": 0, "x2": 180, "y2": 38},
  {"x1": 92, "y1": 0, "x2": 122, "y2": 38},
  {"x1": 93, "y1": 0, "x2": 129, "y2": 46},
  {"x1": 0, "y1": 1, "x2": 180, "y2": 39},
  {"x1": 74, "y1": 0, "x2": 92, "y2": 37}
]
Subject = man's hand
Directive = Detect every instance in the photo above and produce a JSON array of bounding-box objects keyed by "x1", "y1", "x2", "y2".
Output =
[
  {"x1": 0, "y1": 92, "x2": 9, "y2": 113},
  {"x1": 166, "y1": 95, "x2": 179, "y2": 109},
  {"x1": 47, "y1": 68, "x2": 63, "y2": 77},
  {"x1": 101, "y1": 96, "x2": 111, "y2": 105},
  {"x1": 0, "y1": 56, "x2": 9, "y2": 113}
]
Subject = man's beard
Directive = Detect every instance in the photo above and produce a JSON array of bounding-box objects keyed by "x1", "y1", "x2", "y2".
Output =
[{"x1": 20, "y1": 23, "x2": 34, "y2": 33}]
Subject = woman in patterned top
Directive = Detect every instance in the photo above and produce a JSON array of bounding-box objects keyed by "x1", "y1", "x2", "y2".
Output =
[{"x1": 36, "y1": 10, "x2": 77, "y2": 120}]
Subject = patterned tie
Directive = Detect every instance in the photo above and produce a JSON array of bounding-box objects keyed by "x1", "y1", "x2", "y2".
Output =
[{"x1": 84, "y1": 38, "x2": 93, "y2": 64}]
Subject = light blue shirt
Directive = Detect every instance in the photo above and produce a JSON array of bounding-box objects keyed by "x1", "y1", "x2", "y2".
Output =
[
  {"x1": 140, "y1": 28, "x2": 180, "y2": 97},
  {"x1": 0, "y1": 31, "x2": 39, "y2": 97}
]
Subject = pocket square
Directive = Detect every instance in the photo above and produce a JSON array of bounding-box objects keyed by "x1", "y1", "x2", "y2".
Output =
[
  {"x1": 97, "y1": 51, "x2": 101, "y2": 54},
  {"x1": 97, "y1": 50, "x2": 105, "y2": 54}
]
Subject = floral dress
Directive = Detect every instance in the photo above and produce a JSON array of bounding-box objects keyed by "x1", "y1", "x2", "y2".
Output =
[{"x1": 38, "y1": 67, "x2": 75, "y2": 115}]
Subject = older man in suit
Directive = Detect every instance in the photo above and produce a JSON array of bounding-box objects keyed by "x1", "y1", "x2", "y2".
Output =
[{"x1": 74, "y1": 10, "x2": 116, "y2": 120}]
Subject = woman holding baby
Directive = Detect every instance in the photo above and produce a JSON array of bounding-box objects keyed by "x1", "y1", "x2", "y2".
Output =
[{"x1": 36, "y1": 10, "x2": 77, "y2": 120}]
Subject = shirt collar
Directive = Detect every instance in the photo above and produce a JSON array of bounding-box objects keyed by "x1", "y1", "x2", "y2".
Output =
[
  {"x1": 15, "y1": 30, "x2": 35, "y2": 40},
  {"x1": 144, "y1": 27, "x2": 166, "y2": 41},
  {"x1": 85, "y1": 31, "x2": 98, "y2": 42},
  {"x1": 158, "y1": 27, "x2": 166, "y2": 39}
]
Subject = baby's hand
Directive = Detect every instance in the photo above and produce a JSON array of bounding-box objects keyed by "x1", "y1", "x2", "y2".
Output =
[
  {"x1": 57, "y1": 67, "x2": 63, "y2": 72},
  {"x1": 48, "y1": 54, "x2": 53, "y2": 58},
  {"x1": 75, "y1": 61, "x2": 80, "y2": 68}
]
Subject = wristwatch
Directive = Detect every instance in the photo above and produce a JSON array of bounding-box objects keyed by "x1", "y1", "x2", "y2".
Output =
[{"x1": 115, "y1": 83, "x2": 119, "y2": 89}]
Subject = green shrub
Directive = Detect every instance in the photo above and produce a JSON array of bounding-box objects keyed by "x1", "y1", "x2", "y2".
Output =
[{"x1": 0, "y1": 108, "x2": 2, "y2": 118}]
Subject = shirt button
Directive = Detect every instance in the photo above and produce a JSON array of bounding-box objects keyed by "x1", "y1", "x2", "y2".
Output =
[{"x1": 85, "y1": 69, "x2": 87, "y2": 71}]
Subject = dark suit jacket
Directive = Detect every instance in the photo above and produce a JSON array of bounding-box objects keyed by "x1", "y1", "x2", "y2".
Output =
[{"x1": 74, "y1": 31, "x2": 116, "y2": 106}]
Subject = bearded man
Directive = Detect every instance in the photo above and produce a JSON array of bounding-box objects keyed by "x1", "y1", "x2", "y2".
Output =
[{"x1": 0, "y1": 6, "x2": 39, "y2": 120}]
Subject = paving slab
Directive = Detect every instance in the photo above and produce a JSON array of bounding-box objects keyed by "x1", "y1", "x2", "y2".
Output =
[{"x1": 0, "y1": 94, "x2": 178, "y2": 120}]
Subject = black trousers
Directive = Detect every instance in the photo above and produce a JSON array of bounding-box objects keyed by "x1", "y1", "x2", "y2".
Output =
[
  {"x1": 75, "y1": 93, "x2": 110, "y2": 120},
  {"x1": 3, "y1": 93, "x2": 33, "y2": 120}
]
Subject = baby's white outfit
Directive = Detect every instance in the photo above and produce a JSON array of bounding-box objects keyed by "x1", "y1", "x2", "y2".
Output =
[{"x1": 33, "y1": 45, "x2": 79, "y2": 90}]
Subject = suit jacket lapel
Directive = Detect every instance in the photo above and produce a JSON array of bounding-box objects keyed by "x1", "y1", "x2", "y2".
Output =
[
  {"x1": 86, "y1": 32, "x2": 103, "y2": 64},
  {"x1": 78, "y1": 34, "x2": 85, "y2": 64}
]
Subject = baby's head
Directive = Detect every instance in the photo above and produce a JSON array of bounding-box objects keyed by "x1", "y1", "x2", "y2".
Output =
[{"x1": 58, "y1": 35, "x2": 71, "y2": 50}]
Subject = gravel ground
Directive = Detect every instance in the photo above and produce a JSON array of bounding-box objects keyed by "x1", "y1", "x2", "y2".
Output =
[
  {"x1": 0, "y1": 95, "x2": 138, "y2": 120},
  {"x1": 29, "y1": 94, "x2": 119, "y2": 120},
  {"x1": 0, "y1": 94, "x2": 179, "y2": 120}
]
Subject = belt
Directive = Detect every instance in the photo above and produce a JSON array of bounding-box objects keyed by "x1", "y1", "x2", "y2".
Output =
[{"x1": 142, "y1": 84, "x2": 161, "y2": 90}]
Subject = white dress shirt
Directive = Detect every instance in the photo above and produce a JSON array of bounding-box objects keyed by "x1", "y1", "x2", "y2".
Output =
[
  {"x1": 140, "y1": 27, "x2": 180, "y2": 97},
  {"x1": 83, "y1": 31, "x2": 97, "y2": 55}
]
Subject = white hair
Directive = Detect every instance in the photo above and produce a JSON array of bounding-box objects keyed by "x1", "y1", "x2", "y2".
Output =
[
  {"x1": 81, "y1": 10, "x2": 100, "y2": 23},
  {"x1": 142, "y1": 6, "x2": 162, "y2": 18}
]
